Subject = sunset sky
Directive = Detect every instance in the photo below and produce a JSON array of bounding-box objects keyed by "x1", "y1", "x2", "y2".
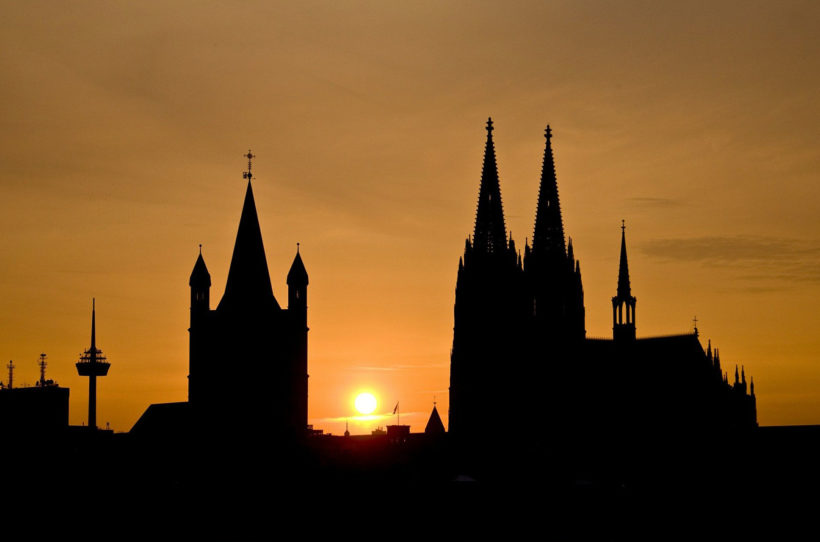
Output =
[{"x1": 1, "y1": 1, "x2": 819, "y2": 433}]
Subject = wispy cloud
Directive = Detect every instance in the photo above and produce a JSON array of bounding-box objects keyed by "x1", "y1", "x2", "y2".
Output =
[
  {"x1": 349, "y1": 363, "x2": 448, "y2": 372},
  {"x1": 641, "y1": 235, "x2": 820, "y2": 286},
  {"x1": 312, "y1": 411, "x2": 422, "y2": 424},
  {"x1": 628, "y1": 196, "x2": 686, "y2": 209}
]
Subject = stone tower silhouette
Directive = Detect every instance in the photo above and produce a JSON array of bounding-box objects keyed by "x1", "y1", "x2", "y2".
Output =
[
  {"x1": 188, "y1": 153, "x2": 309, "y2": 439},
  {"x1": 449, "y1": 118, "x2": 525, "y2": 442}
]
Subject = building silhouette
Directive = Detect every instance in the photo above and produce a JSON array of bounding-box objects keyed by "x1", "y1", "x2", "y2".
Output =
[
  {"x1": 135, "y1": 151, "x2": 309, "y2": 441},
  {"x1": 0, "y1": 354, "x2": 68, "y2": 436},
  {"x1": 449, "y1": 119, "x2": 756, "y2": 450}
]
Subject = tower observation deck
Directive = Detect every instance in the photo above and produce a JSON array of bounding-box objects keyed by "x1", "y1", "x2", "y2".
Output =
[{"x1": 76, "y1": 299, "x2": 110, "y2": 430}]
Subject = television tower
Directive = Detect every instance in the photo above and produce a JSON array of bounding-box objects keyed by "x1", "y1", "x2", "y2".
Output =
[{"x1": 76, "y1": 299, "x2": 110, "y2": 430}]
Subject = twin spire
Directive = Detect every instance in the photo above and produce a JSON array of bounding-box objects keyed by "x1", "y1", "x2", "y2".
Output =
[
  {"x1": 532, "y1": 125, "x2": 566, "y2": 259},
  {"x1": 472, "y1": 118, "x2": 508, "y2": 255},
  {"x1": 472, "y1": 119, "x2": 567, "y2": 261}
]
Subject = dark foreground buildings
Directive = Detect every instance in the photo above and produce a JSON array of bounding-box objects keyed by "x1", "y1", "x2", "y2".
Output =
[{"x1": 3, "y1": 133, "x2": 817, "y2": 540}]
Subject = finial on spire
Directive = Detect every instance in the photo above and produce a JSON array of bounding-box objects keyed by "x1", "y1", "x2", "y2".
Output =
[
  {"x1": 199, "y1": 244, "x2": 202, "y2": 255},
  {"x1": 243, "y1": 149, "x2": 256, "y2": 182},
  {"x1": 486, "y1": 117, "x2": 493, "y2": 134},
  {"x1": 297, "y1": 242, "x2": 300, "y2": 254},
  {"x1": 545, "y1": 124, "x2": 552, "y2": 140},
  {"x1": 621, "y1": 219, "x2": 626, "y2": 233},
  {"x1": 693, "y1": 315, "x2": 698, "y2": 335}
]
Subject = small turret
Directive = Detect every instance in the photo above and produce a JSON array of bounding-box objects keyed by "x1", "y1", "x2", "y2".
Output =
[
  {"x1": 287, "y1": 243, "x2": 309, "y2": 313},
  {"x1": 190, "y1": 245, "x2": 211, "y2": 314}
]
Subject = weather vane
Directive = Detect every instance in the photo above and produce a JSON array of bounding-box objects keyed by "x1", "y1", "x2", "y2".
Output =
[{"x1": 243, "y1": 149, "x2": 255, "y2": 182}]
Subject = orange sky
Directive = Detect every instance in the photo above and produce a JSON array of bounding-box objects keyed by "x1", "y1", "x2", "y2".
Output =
[{"x1": 1, "y1": 2, "x2": 819, "y2": 434}]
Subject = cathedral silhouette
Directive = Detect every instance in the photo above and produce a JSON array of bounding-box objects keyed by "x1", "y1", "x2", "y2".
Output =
[
  {"x1": 450, "y1": 119, "x2": 757, "y2": 455},
  {"x1": 0, "y1": 122, "x2": 804, "y2": 540}
]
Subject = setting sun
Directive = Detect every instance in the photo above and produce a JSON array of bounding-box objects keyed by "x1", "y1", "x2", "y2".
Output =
[{"x1": 354, "y1": 393, "x2": 377, "y2": 415}]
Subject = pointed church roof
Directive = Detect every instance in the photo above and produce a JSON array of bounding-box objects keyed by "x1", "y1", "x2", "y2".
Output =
[
  {"x1": 617, "y1": 222, "x2": 632, "y2": 298},
  {"x1": 287, "y1": 245, "x2": 309, "y2": 286},
  {"x1": 424, "y1": 404, "x2": 446, "y2": 434},
  {"x1": 472, "y1": 118, "x2": 508, "y2": 255},
  {"x1": 217, "y1": 181, "x2": 279, "y2": 312},
  {"x1": 532, "y1": 125, "x2": 566, "y2": 258},
  {"x1": 189, "y1": 248, "x2": 211, "y2": 288}
]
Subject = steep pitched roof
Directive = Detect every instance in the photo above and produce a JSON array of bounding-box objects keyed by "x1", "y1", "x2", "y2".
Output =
[
  {"x1": 286, "y1": 247, "x2": 309, "y2": 286},
  {"x1": 532, "y1": 125, "x2": 566, "y2": 259},
  {"x1": 425, "y1": 405, "x2": 446, "y2": 434},
  {"x1": 189, "y1": 250, "x2": 211, "y2": 288},
  {"x1": 217, "y1": 181, "x2": 280, "y2": 312},
  {"x1": 472, "y1": 118, "x2": 508, "y2": 255}
]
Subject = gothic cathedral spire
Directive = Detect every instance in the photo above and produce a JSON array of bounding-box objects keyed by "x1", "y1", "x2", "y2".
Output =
[
  {"x1": 532, "y1": 125, "x2": 566, "y2": 259},
  {"x1": 472, "y1": 118, "x2": 508, "y2": 255}
]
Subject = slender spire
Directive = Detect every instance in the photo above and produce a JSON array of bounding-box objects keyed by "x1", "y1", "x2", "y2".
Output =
[
  {"x1": 532, "y1": 124, "x2": 566, "y2": 257},
  {"x1": 617, "y1": 220, "x2": 631, "y2": 298},
  {"x1": 218, "y1": 162, "x2": 279, "y2": 312},
  {"x1": 472, "y1": 118, "x2": 508, "y2": 255}
]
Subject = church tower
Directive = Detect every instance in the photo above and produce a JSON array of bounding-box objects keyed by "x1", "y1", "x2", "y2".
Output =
[
  {"x1": 612, "y1": 222, "x2": 636, "y2": 342},
  {"x1": 524, "y1": 125, "x2": 585, "y2": 343},
  {"x1": 187, "y1": 151, "x2": 309, "y2": 440},
  {"x1": 449, "y1": 118, "x2": 524, "y2": 442}
]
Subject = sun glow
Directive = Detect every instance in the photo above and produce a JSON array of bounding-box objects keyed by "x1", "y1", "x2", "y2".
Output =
[{"x1": 354, "y1": 392, "x2": 377, "y2": 415}]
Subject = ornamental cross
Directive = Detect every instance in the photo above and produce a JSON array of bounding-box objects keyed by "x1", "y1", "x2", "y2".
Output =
[{"x1": 243, "y1": 150, "x2": 255, "y2": 182}]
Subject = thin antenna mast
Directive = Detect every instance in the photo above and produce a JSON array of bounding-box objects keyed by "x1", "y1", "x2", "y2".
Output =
[{"x1": 38, "y1": 353, "x2": 47, "y2": 387}]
